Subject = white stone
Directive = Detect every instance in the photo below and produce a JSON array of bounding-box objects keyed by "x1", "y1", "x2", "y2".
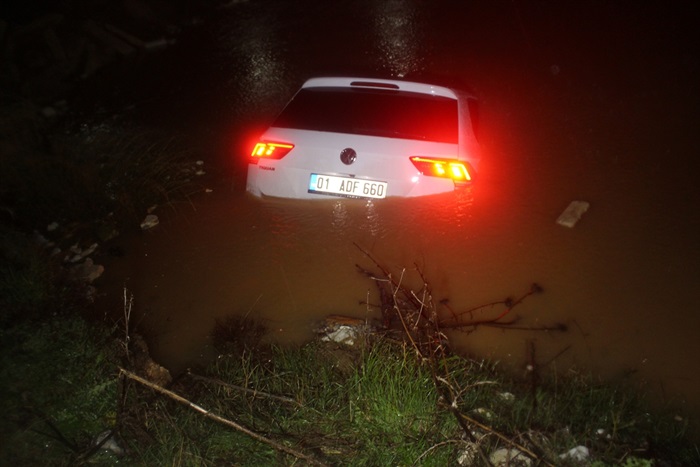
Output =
[
  {"x1": 95, "y1": 430, "x2": 124, "y2": 456},
  {"x1": 474, "y1": 407, "x2": 495, "y2": 419},
  {"x1": 490, "y1": 447, "x2": 532, "y2": 466},
  {"x1": 498, "y1": 392, "x2": 515, "y2": 402},
  {"x1": 457, "y1": 442, "x2": 478, "y2": 466},
  {"x1": 559, "y1": 445, "x2": 589, "y2": 462}
]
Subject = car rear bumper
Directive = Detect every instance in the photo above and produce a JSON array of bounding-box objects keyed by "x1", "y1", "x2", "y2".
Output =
[{"x1": 246, "y1": 164, "x2": 459, "y2": 199}]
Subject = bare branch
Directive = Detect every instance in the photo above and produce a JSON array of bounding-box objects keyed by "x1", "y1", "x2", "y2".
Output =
[
  {"x1": 119, "y1": 368, "x2": 327, "y2": 466},
  {"x1": 186, "y1": 370, "x2": 302, "y2": 407}
]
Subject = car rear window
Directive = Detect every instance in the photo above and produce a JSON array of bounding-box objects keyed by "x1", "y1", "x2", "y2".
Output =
[{"x1": 272, "y1": 87, "x2": 458, "y2": 144}]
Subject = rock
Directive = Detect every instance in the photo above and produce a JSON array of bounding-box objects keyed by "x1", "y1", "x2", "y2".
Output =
[
  {"x1": 457, "y1": 442, "x2": 479, "y2": 466},
  {"x1": 72, "y1": 257, "x2": 104, "y2": 283},
  {"x1": 145, "y1": 37, "x2": 173, "y2": 50},
  {"x1": 131, "y1": 334, "x2": 172, "y2": 387},
  {"x1": 473, "y1": 407, "x2": 495, "y2": 420},
  {"x1": 489, "y1": 447, "x2": 532, "y2": 466},
  {"x1": 94, "y1": 430, "x2": 125, "y2": 456},
  {"x1": 140, "y1": 214, "x2": 159, "y2": 230},
  {"x1": 33, "y1": 230, "x2": 52, "y2": 247},
  {"x1": 69, "y1": 242, "x2": 98, "y2": 263},
  {"x1": 498, "y1": 392, "x2": 515, "y2": 402},
  {"x1": 559, "y1": 445, "x2": 589, "y2": 462}
]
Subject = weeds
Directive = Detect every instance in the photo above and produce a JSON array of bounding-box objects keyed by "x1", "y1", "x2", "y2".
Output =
[
  {"x1": 2, "y1": 298, "x2": 697, "y2": 465},
  {"x1": 0, "y1": 107, "x2": 206, "y2": 464},
  {"x1": 0, "y1": 313, "x2": 119, "y2": 465},
  {"x1": 114, "y1": 325, "x2": 699, "y2": 465},
  {"x1": 1, "y1": 113, "x2": 204, "y2": 232}
]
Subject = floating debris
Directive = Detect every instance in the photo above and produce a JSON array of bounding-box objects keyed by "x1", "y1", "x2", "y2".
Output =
[
  {"x1": 316, "y1": 315, "x2": 374, "y2": 346},
  {"x1": 556, "y1": 200, "x2": 590, "y2": 228}
]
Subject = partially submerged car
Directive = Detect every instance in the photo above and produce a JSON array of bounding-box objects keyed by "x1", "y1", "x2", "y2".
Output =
[{"x1": 246, "y1": 77, "x2": 481, "y2": 200}]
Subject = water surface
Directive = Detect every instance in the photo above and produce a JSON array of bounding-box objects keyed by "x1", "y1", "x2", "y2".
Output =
[{"x1": 97, "y1": 0, "x2": 700, "y2": 421}]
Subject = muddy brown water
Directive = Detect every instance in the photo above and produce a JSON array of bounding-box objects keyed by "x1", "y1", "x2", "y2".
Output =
[{"x1": 95, "y1": 0, "x2": 699, "y2": 425}]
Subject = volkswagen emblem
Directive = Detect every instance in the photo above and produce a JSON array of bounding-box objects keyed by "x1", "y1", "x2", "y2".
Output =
[{"x1": 340, "y1": 148, "x2": 357, "y2": 165}]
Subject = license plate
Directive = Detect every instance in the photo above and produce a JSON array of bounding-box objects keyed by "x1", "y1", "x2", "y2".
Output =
[{"x1": 308, "y1": 174, "x2": 387, "y2": 199}]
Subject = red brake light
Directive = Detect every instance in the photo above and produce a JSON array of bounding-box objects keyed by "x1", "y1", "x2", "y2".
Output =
[
  {"x1": 410, "y1": 156, "x2": 474, "y2": 182},
  {"x1": 250, "y1": 142, "x2": 294, "y2": 162}
]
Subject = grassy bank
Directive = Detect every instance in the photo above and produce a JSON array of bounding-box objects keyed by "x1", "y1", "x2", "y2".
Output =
[
  {"x1": 117, "y1": 333, "x2": 698, "y2": 466},
  {"x1": 3, "y1": 310, "x2": 695, "y2": 465}
]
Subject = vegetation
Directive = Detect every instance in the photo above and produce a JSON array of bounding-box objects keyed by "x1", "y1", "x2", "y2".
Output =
[
  {"x1": 1, "y1": 103, "x2": 203, "y2": 234},
  {"x1": 118, "y1": 334, "x2": 697, "y2": 466},
  {"x1": 0, "y1": 104, "x2": 205, "y2": 464},
  {"x1": 0, "y1": 310, "x2": 119, "y2": 465}
]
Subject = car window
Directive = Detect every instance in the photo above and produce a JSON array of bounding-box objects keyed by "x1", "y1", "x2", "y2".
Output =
[{"x1": 272, "y1": 87, "x2": 458, "y2": 144}]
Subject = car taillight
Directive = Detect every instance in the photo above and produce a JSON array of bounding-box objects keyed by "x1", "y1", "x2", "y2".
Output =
[
  {"x1": 250, "y1": 142, "x2": 294, "y2": 163},
  {"x1": 410, "y1": 156, "x2": 474, "y2": 182}
]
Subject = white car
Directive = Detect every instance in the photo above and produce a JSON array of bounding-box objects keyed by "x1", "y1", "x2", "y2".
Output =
[{"x1": 246, "y1": 77, "x2": 481, "y2": 199}]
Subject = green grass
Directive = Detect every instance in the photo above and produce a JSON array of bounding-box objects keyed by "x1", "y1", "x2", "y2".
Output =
[
  {"x1": 115, "y1": 333, "x2": 699, "y2": 466},
  {"x1": 1, "y1": 259, "x2": 698, "y2": 466},
  {"x1": 0, "y1": 312, "x2": 120, "y2": 465},
  {"x1": 120, "y1": 340, "x2": 461, "y2": 466}
]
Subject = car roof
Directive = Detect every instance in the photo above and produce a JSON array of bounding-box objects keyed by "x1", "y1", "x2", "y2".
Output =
[{"x1": 301, "y1": 77, "x2": 462, "y2": 100}]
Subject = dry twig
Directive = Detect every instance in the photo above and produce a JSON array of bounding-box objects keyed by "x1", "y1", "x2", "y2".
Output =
[
  {"x1": 186, "y1": 370, "x2": 302, "y2": 407},
  {"x1": 119, "y1": 368, "x2": 327, "y2": 466},
  {"x1": 354, "y1": 244, "x2": 561, "y2": 466}
]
